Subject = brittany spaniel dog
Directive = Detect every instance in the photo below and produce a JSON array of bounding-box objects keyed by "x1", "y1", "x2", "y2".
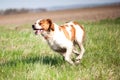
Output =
[{"x1": 32, "y1": 19, "x2": 85, "y2": 65}]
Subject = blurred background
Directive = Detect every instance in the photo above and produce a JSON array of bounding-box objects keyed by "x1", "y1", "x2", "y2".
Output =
[
  {"x1": 0, "y1": 0, "x2": 120, "y2": 24},
  {"x1": 0, "y1": 0, "x2": 120, "y2": 12}
]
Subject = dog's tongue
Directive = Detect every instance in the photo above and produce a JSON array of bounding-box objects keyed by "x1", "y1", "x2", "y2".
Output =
[{"x1": 35, "y1": 30, "x2": 40, "y2": 35}]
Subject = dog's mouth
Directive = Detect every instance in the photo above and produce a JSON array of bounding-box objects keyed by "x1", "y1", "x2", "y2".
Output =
[
  {"x1": 32, "y1": 25, "x2": 44, "y2": 35},
  {"x1": 34, "y1": 29, "x2": 44, "y2": 35}
]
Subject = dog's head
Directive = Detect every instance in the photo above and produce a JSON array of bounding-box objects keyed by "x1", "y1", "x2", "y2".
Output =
[{"x1": 32, "y1": 19, "x2": 54, "y2": 35}]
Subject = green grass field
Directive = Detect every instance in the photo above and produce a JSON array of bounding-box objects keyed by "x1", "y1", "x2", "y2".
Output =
[{"x1": 0, "y1": 18, "x2": 120, "y2": 80}]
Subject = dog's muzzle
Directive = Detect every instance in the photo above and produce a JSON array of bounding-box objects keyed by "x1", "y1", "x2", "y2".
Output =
[
  {"x1": 32, "y1": 25, "x2": 44, "y2": 35},
  {"x1": 32, "y1": 25, "x2": 38, "y2": 30}
]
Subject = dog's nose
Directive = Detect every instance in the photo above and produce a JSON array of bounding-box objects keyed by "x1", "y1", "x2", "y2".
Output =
[{"x1": 32, "y1": 25, "x2": 35, "y2": 29}]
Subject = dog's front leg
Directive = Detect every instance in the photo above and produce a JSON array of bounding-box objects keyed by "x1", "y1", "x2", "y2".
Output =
[{"x1": 64, "y1": 47, "x2": 74, "y2": 65}]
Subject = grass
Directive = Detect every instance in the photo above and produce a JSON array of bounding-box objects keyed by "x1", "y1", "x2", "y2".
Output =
[{"x1": 0, "y1": 18, "x2": 120, "y2": 80}]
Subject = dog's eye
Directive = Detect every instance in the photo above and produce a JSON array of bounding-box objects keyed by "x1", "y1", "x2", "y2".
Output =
[{"x1": 39, "y1": 22, "x2": 42, "y2": 25}]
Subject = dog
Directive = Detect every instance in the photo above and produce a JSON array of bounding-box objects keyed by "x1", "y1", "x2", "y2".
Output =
[{"x1": 32, "y1": 19, "x2": 85, "y2": 65}]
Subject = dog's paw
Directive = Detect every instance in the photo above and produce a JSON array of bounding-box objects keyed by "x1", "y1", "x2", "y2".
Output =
[{"x1": 75, "y1": 59, "x2": 81, "y2": 65}]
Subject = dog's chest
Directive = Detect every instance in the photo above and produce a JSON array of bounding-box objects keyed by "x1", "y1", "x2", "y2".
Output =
[
  {"x1": 47, "y1": 38, "x2": 66, "y2": 53},
  {"x1": 46, "y1": 32, "x2": 69, "y2": 53}
]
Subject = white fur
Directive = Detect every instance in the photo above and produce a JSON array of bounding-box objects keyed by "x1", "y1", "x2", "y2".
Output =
[{"x1": 33, "y1": 19, "x2": 85, "y2": 65}]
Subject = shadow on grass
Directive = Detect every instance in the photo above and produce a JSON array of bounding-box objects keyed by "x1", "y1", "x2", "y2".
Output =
[{"x1": 0, "y1": 55, "x2": 64, "y2": 67}]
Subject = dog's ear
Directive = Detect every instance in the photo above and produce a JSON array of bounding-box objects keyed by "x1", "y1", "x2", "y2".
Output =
[{"x1": 47, "y1": 19, "x2": 54, "y2": 31}]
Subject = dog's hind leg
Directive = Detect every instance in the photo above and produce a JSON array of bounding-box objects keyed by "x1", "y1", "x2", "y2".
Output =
[
  {"x1": 72, "y1": 47, "x2": 79, "y2": 55},
  {"x1": 75, "y1": 43, "x2": 85, "y2": 64}
]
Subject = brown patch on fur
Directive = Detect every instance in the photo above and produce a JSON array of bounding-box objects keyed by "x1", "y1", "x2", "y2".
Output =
[
  {"x1": 73, "y1": 21, "x2": 85, "y2": 42},
  {"x1": 38, "y1": 19, "x2": 54, "y2": 31},
  {"x1": 47, "y1": 19, "x2": 54, "y2": 31},
  {"x1": 73, "y1": 21, "x2": 84, "y2": 31},
  {"x1": 59, "y1": 26, "x2": 71, "y2": 40},
  {"x1": 38, "y1": 19, "x2": 49, "y2": 31},
  {"x1": 70, "y1": 25, "x2": 76, "y2": 41},
  {"x1": 79, "y1": 25, "x2": 85, "y2": 42},
  {"x1": 50, "y1": 23, "x2": 54, "y2": 31},
  {"x1": 73, "y1": 21, "x2": 78, "y2": 25},
  {"x1": 64, "y1": 25, "x2": 69, "y2": 27}
]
